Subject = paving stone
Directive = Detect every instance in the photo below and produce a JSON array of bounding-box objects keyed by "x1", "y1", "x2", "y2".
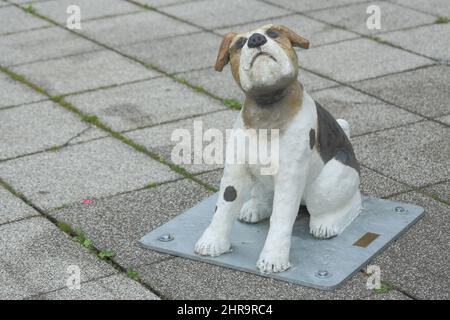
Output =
[
  {"x1": 33, "y1": 274, "x2": 159, "y2": 300},
  {"x1": 133, "y1": 0, "x2": 201, "y2": 8},
  {"x1": 0, "y1": 217, "x2": 117, "y2": 299},
  {"x1": 312, "y1": 86, "x2": 423, "y2": 136},
  {"x1": 0, "y1": 137, "x2": 180, "y2": 210},
  {"x1": 0, "y1": 186, "x2": 39, "y2": 225},
  {"x1": 195, "y1": 166, "x2": 410, "y2": 198},
  {"x1": 0, "y1": 101, "x2": 93, "y2": 160},
  {"x1": 52, "y1": 179, "x2": 211, "y2": 268},
  {"x1": 66, "y1": 78, "x2": 225, "y2": 132},
  {"x1": 125, "y1": 109, "x2": 239, "y2": 174},
  {"x1": 137, "y1": 258, "x2": 376, "y2": 299},
  {"x1": 0, "y1": 1, "x2": 8, "y2": 7},
  {"x1": 371, "y1": 192, "x2": 450, "y2": 299},
  {"x1": 379, "y1": 24, "x2": 450, "y2": 63},
  {"x1": 0, "y1": 6, "x2": 50, "y2": 35},
  {"x1": 178, "y1": 67, "x2": 336, "y2": 102},
  {"x1": 353, "y1": 121, "x2": 449, "y2": 188},
  {"x1": 216, "y1": 13, "x2": 359, "y2": 48},
  {"x1": 421, "y1": 181, "x2": 449, "y2": 204},
  {"x1": 0, "y1": 72, "x2": 45, "y2": 109},
  {"x1": 354, "y1": 65, "x2": 450, "y2": 118},
  {"x1": 0, "y1": 26, "x2": 101, "y2": 67},
  {"x1": 309, "y1": 2, "x2": 435, "y2": 36},
  {"x1": 32, "y1": 0, "x2": 141, "y2": 24},
  {"x1": 161, "y1": 0, "x2": 290, "y2": 29},
  {"x1": 390, "y1": 0, "x2": 450, "y2": 17},
  {"x1": 80, "y1": 11, "x2": 199, "y2": 48},
  {"x1": 264, "y1": 0, "x2": 370, "y2": 12},
  {"x1": 363, "y1": 290, "x2": 411, "y2": 300},
  {"x1": 12, "y1": 50, "x2": 155, "y2": 95},
  {"x1": 301, "y1": 38, "x2": 433, "y2": 83},
  {"x1": 120, "y1": 31, "x2": 221, "y2": 74}
]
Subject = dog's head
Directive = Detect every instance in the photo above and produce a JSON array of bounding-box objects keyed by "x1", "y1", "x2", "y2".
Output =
[{"x1": 215, "y1": 24, "x2": 309, "y2": 94}]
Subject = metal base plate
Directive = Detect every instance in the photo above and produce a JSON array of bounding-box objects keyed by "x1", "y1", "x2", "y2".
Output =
[{"x1": 140, "y1": 194, "x2": 424, "y2": 290}]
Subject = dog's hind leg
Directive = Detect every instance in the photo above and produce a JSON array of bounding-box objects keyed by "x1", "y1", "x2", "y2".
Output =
[
  {"x1": 238, "y1": 176, "x2": 273, "y2": 223},
  {"x1": 304, "y1": 158, "x2": 361, "y2": 239},
  {"x1": 195, "y1": 164, "x2": 253, "y2": 257}
]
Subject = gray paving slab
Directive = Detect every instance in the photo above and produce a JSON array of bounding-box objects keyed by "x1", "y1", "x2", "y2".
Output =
[
  {"x1": 215, "y1": 13, "x2": 359, "y2": 48},
  {"x1": 80, "y1": 11, "x2": 199, "y2": 48},
  {"x1": 0, "y1": 217, "x2": 117, "y2": 299},
  {"x1": 264, "y1": 0, "x2": 371, "y2": 12},
  {"x1": 33, "y1": 274, "x2": 159, "y2": 300},
  {"x1": 125, "y1": 109, "x2": 239, "y2": 174},
  {"x1": 120, "y1": 31, "x2": 221, "y2": 74},
  {"x1": 12, "y1": 50, "x2": 155, "y2": 95},
  {"x1": 0, "y1": 1, "x2": 8, "y2": 7},
  {"x1": 52, "y1": 179, "x2": 211, "y2": 268},
  {"x1": 309, "y1": 2, "x2": 435, "y2": 36},
  {"x1": 161, "y1": 0, "x2": 290, "y2": 29},
  {"x1": 353, "y1": 121, "x2": 449, "y2": 188},
  {"x1": 0, "y1": 26, "x2": 101, "y2": 67},
  {"x1": 195, "y1": 166, "x2": 411, "y2": 199},
  {"x1": 0, "y1": 137, "x2": 180, "y2": 210},
  {"x1": 133, "y1": 0, "x2": 201, "y2": 8},
  {"x1": 372, "y1": 192, "x2": 450, "y2": 299},
  {"x1": 137, "y1": 258, "x2": 377, "y2": 299},
  {"x1": 32, "y1": 0, "x2": 141, "y2": 24},
  {"x1": 379, "y1": 24, "x2": 450, "y2": 63},
  {"x1": 65, "y1": 77, "x2": 225, "y2": 132},
  {"x1": 177, "y1": 67, "x2": 337, "y2": 102},
  {"x1": 0, "y1": 6, "x2": 50, "y2": 35},
  {"x1": 0, "y1": 186, "x2": 39, "y2": 225},
  {"x1": 301, "y1": 38, "x2": 433, "y2": 83},
  {"x1": 390, "y1": 0, "x2": 450, "y2": 16},
  {"x1": 421, "y1": 182, "x2": 449, "y2": 204},
  {"x1": 0, "y1": 72, "x2": 46, "y2": 109},
  {"x1": 354, "y1": 65, "x2": 450, "y2": 118},
  {"x1": 0, "y1": 101, "x2": 94, "y2": 160},
  {"x1": 312, "y1": 86, "x2": 423, "y2": 136}
]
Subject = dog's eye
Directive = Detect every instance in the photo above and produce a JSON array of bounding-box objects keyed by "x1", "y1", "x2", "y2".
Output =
[
  {"x1": 234, "y1": 37, "x2": 247, "y2": 50},
  {"x1": 266, "y1": 29, "x2": 279, "y2": 39}
]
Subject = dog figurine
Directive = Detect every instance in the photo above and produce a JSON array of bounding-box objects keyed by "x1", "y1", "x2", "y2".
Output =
[{"x1": 195, "y1": 24, "x2": 361, "y2": 273}]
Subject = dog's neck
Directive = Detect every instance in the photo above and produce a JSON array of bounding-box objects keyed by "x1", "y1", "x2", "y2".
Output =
[{"x1": 242, "y1": 80, "x2": 304, "y2": 130}]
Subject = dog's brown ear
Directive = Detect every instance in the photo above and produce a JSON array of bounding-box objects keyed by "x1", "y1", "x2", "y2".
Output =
[
  {"x1": 271, "y1": 25, "x2": 310, "y2": 49},
  {"x1": 215, "y1": 32, "x2": 237, "y2": 72}
]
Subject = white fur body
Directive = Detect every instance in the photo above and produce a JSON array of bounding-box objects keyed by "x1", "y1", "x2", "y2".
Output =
[{"x1": 195, "y1": 91, "x2": 361, "y2": 273}]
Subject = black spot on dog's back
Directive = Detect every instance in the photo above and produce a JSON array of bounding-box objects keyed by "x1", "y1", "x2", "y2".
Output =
[{"x1": 315, "y1": 102, "x2": 360, "y2": 173}]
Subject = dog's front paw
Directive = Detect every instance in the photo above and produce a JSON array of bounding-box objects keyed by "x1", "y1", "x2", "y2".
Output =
[
  {"x1": 257, "y1": 250, "x2": 291, "y2": 273},
  {"x1": 194, "y1": 229, "x2": 231, "y2": 257},
  {"x1": 238, "y1": 198, "x2": 272, "y2": 223}
]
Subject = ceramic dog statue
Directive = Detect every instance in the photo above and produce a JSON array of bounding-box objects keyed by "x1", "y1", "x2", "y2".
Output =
[{"x1": 195, "y1": 24, "x2": 361, "y2": 273}]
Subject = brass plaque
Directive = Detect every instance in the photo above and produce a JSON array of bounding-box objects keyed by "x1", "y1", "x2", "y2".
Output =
[{"x1": 353, "y1": 232, "x2": 380, "y2": 248}]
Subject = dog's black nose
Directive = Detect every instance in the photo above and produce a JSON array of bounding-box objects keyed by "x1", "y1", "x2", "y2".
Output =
[{"x1": 247, "y1": 33, "x2": 267, "y2": 48}]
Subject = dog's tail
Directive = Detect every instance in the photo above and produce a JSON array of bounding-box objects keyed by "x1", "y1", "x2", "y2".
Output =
[{"x1": 337, "y1": 119, "x2": 351, "y2": 138}]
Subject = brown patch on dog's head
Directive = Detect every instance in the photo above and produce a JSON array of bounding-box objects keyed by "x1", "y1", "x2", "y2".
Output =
[{"x1": 214, "y1": 32, "x2": 238, "y2": 72}]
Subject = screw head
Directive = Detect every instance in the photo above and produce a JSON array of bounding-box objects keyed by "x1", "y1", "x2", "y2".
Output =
[
  {"x1": 315, "y1": 270, "x2": 331, "y2": 278},
  {"x1": 394, "y1": 206, "x2": 407, "y2": 213},
  {"x1": 158, "y1": 233, "x2": 174, "y2": 242}
]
